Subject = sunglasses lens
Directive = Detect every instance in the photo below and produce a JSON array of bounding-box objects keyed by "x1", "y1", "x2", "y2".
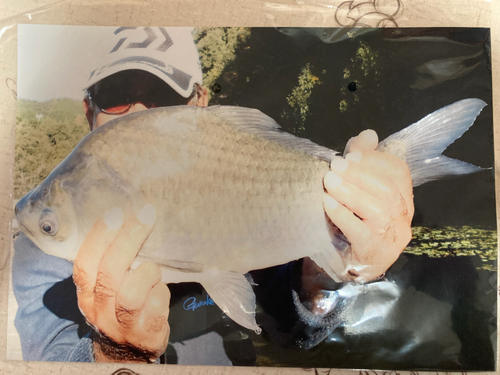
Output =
[
  {"x1": 100, "y1": 104, "x2": 133, "y2": 114},
  {"x1": 89, "y1": 71, "x2": 189, "y2": 115},
  {"x1": 92, "y1": 88, "x2": 133, "y2": 114}
]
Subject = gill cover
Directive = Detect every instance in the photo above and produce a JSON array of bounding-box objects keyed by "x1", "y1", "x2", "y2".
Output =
[{"x1": 15, "y1": 179, "x2": 79, "y2": 261}]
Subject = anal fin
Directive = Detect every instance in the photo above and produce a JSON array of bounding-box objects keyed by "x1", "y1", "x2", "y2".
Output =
[{"x1": 200, "y1": 268, "x2": 261, "y2": 334}]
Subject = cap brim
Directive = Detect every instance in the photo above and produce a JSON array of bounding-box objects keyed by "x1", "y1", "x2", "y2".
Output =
[{"x1": 85, "y1": 59, "x2": 199, "y2": 98}]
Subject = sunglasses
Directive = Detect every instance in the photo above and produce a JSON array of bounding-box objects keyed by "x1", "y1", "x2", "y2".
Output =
[{"x1": 87, "y1": 70, "x2": 190, "y2": 115}]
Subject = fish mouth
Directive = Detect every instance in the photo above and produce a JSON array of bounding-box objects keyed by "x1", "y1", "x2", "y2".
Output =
[{"x1": 14, "y1": 201, "x2": 36, "y2": 240}]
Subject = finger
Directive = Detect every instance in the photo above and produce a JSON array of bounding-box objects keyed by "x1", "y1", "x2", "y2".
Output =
[
  {"x1": 139, "y1": 283, "x2": 171, "y2": 333},
  {"x1": 73, "y1": 208, "x2": 124, "y2": 305},
  {"x1": 330, "y1": 156, "x2": 398, "y2": 201},
  {"x1": 97, "y1": 204, "x2": 157, "y2": 297},
  {"x1": 350, "y1": 151, "x2": 414, "y2": 219},
  {"x1": 323, "y1": 190, "x2": 412, "y2": 283},
  {"x1": 322, "y1": 193, "x2": 372, "y2": 259},
  {"x1": 324, "y1": 171, "x2": 387, "y2": 223},
  {"x1": 135, "y1": 283, "x2": 171, "y2": 353},
  {"x1": 115, "y1": 262, "x2": 162, "y2": 329},
  {"x1": 344, "y1": 129, "x2": 379, "y2": 155},
  {"x1": 348, "y1": 150, "x2": 412, "y2": 194}
]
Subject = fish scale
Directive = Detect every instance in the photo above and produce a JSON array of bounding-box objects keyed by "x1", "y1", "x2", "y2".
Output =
[{"x1": 15, "y1": 100, "x2": 487, "y2": 332}]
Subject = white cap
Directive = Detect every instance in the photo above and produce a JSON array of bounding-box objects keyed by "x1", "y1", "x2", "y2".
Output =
[{"x1": 85, "y1": 27, "x2": 203, "y2": 98}]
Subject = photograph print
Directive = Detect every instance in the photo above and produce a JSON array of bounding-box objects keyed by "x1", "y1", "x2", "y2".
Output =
[{"x1": 11, "y1": 25, "x2": 496, "y2": 370}]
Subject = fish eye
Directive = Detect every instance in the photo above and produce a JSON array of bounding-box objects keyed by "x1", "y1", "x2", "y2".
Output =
[
  {"x1": 41, "y1": 222, "x2": 54, "y2": 234},
  {"x1": 39, "y1": 210, "x2": 59, "y2": 236}
]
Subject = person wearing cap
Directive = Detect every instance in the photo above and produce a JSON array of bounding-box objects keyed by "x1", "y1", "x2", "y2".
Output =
[
  {"x1": 82, "y1": 27, "x2": 208, "y2": 130},
  {"x1": 12, "y1": 26, "x2": 413, "y2": 364}
]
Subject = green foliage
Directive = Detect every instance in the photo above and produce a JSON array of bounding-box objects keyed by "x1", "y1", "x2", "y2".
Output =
[
  {"x1": 15, "y1": 99, "x2": 89, "y2": 198},
  {"x1": 356, "y1": 41, "x2": 379, "y2": 75},
  {"x1": 194, "y1": 27, "x2": 251, "y2": 96},
  {"x1": 283, "y1": 64, "x2": 322, "y2": 132},
  {"x1": 340, "y1": 41, "x2": 379, "y2": 112},
  {"x1": 405, "y1": 226, "x2": 498, "y2": 271}
]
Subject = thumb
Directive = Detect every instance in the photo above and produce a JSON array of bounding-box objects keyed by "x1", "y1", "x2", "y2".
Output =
[{"x1": 343, "y1": 129, "x2": 379, "y2": 156}]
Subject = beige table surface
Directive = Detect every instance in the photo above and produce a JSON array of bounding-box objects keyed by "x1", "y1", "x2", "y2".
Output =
[{"x1": 0, "y1": 0, "x2": 498, "y2": 374}]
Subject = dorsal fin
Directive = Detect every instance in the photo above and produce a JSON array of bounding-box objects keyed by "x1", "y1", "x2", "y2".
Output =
[{"x1": 206, "y1": 105, "x2": 338, "y2": 162}]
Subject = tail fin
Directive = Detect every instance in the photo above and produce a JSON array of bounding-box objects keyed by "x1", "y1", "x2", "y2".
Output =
[{"x1": 377, "y1": 99, "x2": 487, "y2": 187}]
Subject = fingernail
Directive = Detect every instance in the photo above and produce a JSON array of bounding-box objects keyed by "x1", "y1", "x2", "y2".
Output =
[
  {"x1": 345, "y1": 152, "x2": 362, "y2": 162},
  {"x1": 130, "y1": 259, "x2": 141, "y2": 270},
  {"x1": 325, "y1": 172, "x2": 343, "y2": 188},
  {"x1": 347, "y1": 268, "x2": 360, "y2": 277},
  {"x1": 330, "y1": 158, "x2": 348, "y2": 172},
  {"x1": 138, "y1": 203, "x2": 157, "y2": 226},
  {"x1": 323, "y1": 193, "x2": 339, "y2": 210},
  {"x1": 104, "y1": 207, "x2": 124, "y2": 230}
]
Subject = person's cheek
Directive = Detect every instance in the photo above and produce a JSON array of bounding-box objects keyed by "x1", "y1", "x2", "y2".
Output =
[
  {"x1": 127, "y1": 103, "x2": 149, "y2": 113},
  {"x1": 94, "y1": 113, "x2": 116, "y2": 128}
]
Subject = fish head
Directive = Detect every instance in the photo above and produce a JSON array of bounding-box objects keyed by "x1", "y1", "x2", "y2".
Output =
[{"x1": 15, "y1": 176, "x2": 79, "y2": 261}]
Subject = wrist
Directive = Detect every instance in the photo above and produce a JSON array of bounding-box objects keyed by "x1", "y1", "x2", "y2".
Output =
[{"x1": 92, "y1": 331, "x2": 160, "y2": 363}]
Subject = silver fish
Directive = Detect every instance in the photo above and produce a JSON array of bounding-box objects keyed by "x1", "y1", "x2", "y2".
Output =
[{"x1": 15, "y1": 99, "x2": 486, "y2": 332}]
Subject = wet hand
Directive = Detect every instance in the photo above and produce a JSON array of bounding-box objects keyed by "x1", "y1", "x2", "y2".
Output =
[
  {"x1": 323, "y1": 129, "x2": 414, "y2": 282},
  {"x1": 72, "y1": 204, "x2": 171, "y2": 363}
]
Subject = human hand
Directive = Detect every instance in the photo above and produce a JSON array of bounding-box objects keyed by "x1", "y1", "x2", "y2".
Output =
[
  {"x1": 72, "y1": 204, "x2": 171, "y2": 363},
  {"x1": 322, "y1": 129, "x2": 414, "y2": 283}
]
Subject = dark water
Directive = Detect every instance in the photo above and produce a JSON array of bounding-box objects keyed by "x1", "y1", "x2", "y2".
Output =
[
  {"x1": 207, "y1": 28, "x2": 496, "y2": 370},
  {"x1": 210, "y1": 27, "x2": 495, "y2": 228}
]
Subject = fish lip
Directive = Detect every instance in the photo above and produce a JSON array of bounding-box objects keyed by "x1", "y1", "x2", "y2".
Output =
[
  {"x1": 17, "y1": 220, "x2": 35, "y2": 239},
  {"x1": 14, "y1": 210, "x2": 36, "y2": 239}
]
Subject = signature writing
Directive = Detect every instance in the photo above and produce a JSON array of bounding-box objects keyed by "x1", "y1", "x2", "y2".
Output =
[
  {"x1": 183, "y1": 295, "x2": 214, "y2": 311},
  {"x1": 5, "y1": 78, "x2": 16, "y2": 99},
  {"x1": 110, "y1": 368, "x2": 141, "y2": 375},
  {"x1": 308, "y1": 370, "x2": 468, "y2": 375},
  {"x1": 335, "y1": 0, "x2": 403, "y2": 28}
]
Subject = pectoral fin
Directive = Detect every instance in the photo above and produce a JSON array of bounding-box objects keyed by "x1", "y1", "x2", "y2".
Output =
[{"x1": 200, "y1": 268, "x2": 261, "y2": 333}]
